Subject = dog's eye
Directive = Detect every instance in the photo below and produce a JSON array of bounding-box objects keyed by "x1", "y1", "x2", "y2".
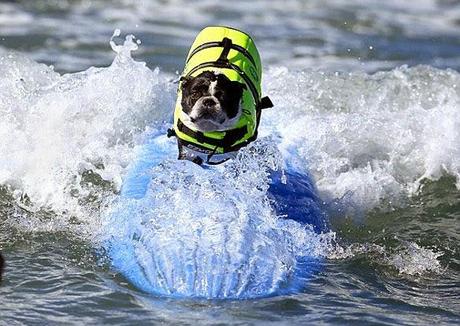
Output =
[
  {"x1": 214, "y1": 91, "x2": 223, "y2": 98},
  {"x1": 191, "y1": 91, "x2": 201, "y2": 99}
]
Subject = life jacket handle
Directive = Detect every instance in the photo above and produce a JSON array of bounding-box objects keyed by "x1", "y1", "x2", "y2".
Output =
[{"x1": 216, "y1": 37, "x2": 233, "y2": 64}]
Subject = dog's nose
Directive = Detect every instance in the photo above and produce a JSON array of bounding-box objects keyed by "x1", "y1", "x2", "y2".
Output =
[{"x1": 202, "y1": 98, "x2": 216, "y2": 107}]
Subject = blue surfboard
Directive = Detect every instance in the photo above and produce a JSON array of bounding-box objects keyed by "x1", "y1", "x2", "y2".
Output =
[{"x1": 103, "y1": 131, "x2": 327, "y2": 299}]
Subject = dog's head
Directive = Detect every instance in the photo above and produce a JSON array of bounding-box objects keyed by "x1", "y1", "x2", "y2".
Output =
[{"x1": 180, "y1": 71, "x2": 247, "y2": 132}]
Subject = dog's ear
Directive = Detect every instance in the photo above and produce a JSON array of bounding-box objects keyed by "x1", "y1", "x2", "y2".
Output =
[
  {"x1": 180, "y1": 76, "x2": 191, "y2": 90},
  {"x1": 231, "y1": 81, "x2": 247, "y2": 96}
]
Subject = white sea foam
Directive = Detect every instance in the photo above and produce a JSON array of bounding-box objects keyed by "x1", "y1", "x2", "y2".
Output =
[
  {"x1": 263, "y1": 65, "x2": 460, "y2": 214},
  {"x1": 326, "y1": 241, "x2": 444, "y2": 277},
  {"x1": 388, "y1": 242, "x2": 443, "y2": 276},
  {"x1": 0, "y1": 37, "x2": 175, "y2": 218}
]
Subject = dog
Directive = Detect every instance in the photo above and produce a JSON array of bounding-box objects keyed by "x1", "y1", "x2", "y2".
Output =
[{"x1": 168, "y1": 26, "x2": 272, "y2": 165}]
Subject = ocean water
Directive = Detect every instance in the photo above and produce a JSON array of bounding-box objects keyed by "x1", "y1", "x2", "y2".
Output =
[{"x1": 1, "y1": 0, "x2": 460, "y2": 325}]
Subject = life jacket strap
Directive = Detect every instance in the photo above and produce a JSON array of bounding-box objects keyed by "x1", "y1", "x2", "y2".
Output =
[
  {"x1": 216, "y1": 37, "x2": 232, "y2": 64},
  {"x1": 258, "y1": 96, "x2": 274, "y2": 110},
  {"x1": 176, "y1": 119, "x2": 249, "y2": 152},
  {"x1": 186, "y1": 39, "x2": 257, "y2": 68}
]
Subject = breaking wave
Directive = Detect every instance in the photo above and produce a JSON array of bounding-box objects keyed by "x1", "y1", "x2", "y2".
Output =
[{"x1": 1, "y1": 33, "x2": 456, "y2": 298}]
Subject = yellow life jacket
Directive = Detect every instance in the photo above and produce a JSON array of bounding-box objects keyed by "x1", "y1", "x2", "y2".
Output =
[{"x1": 169, "y1": 26, "x2": 273, "y2": 159}]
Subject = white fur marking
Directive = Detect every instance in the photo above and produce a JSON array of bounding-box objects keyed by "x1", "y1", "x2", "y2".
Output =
[{"x1": 209, "y1": 80, "x2": 218, "y2": 96}]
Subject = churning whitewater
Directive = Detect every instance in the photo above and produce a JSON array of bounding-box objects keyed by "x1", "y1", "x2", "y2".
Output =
[{"x1": 1, "y1": 34, "x2": 456, "y2": 298}]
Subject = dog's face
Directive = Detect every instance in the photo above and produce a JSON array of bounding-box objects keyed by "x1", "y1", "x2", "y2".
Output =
[{"x1": 180, "y1": 71, "x2": 246, "y2": 132}]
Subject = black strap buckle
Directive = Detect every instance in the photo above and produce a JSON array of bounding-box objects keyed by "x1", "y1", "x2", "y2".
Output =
[
  {"x1": 167, "y1": 128, "x2": 176, "y2": 138},
  {"x1": 258, "y1": 96, "x2": 273, "y2": 110}
]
